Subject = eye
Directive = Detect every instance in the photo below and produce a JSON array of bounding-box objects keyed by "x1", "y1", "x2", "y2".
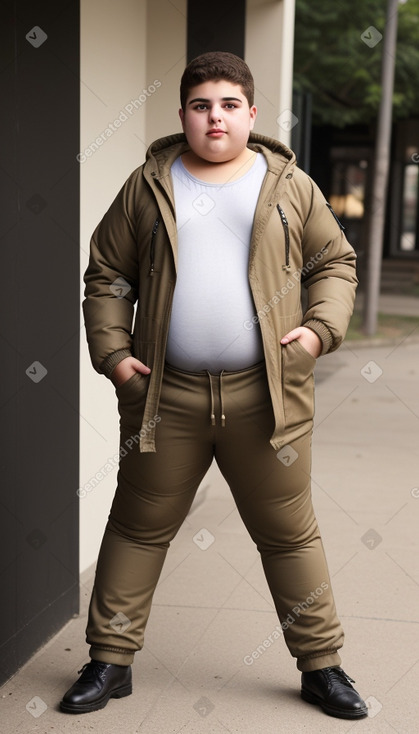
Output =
[
  {"x1": 224, "y1": 103, "x2": 237, "y2": 109},
  {"x1": 194, "y1": 104, "x2": 208, "y2": 111}
]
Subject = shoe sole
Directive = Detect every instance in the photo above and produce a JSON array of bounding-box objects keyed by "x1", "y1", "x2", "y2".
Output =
[
  {"x1": 301, "y1": 688, "x2": 368, "y2": 719},
  {"x1": 59, "y1": 683, "x2": 132, "y2": 714}
]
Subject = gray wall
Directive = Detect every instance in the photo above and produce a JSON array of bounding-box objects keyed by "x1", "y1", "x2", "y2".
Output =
[{"x1": 0, "y1": 0, "x2": 80, "y2": 684}]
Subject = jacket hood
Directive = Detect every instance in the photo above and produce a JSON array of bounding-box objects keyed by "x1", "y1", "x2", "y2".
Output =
[{"x1": 145, "y1": 132, "x2": 296, "y2": 178}]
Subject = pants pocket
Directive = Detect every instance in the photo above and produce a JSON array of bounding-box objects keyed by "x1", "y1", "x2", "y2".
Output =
[
  {"x1": 281, "y1": 340, "x2": 315, "y2": 431},
  {"x1": 116, "y1": 372, "x2": 149, "y2": 427}
]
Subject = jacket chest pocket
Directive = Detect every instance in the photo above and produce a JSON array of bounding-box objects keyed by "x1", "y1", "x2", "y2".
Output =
[{"x1": 281, "y1": 340, "x2": 316, "y2": 430}]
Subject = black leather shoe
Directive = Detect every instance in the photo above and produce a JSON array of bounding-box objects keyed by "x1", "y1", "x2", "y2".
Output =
[
  {"x1": 301, "y1": 666, "x2": 368, "y2": 719},
  {"x1": 60, "y1": 660, "x2": 132, "y2": 714}
]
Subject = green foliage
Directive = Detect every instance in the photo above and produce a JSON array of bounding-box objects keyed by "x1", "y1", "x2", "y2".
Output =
[{"x1": 293, "y1": 0, "x2": 419, "y2": 126}]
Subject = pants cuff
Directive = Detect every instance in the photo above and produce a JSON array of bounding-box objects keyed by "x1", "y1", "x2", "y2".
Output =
[
  {"x1": 89, "y1": 646, "x2": 135, "y2": 666},
  {"x1": 297, "y1": 650, "x2": 342, "y2": 673}
]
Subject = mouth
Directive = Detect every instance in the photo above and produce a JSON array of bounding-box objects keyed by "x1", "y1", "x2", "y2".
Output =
[{"x1": 206, "y1": 129, "x2": 226, "y2": 137}]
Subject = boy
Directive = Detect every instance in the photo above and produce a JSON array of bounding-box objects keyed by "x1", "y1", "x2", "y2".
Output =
[{"x1": 60, "y1": 52, "x2": 367, "y2": 719}]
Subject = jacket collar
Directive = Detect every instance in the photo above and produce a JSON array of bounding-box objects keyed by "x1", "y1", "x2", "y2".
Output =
[{"x1": 144, "y1": 131, "x2": 296, "y2": 180}]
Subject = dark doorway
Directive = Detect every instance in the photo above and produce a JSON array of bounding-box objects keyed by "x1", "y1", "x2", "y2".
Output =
[{"x1": 187, "y1": 0, "x2": 245, "y2": 62}]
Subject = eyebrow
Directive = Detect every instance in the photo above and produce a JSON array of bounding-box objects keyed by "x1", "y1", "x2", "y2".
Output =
[{"x1": 187, "y1": 97, "x2": 243, "y2": 105}]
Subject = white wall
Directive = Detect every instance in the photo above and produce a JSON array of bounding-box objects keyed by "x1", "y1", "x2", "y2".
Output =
[
  {"x1": 245, "y1": 0, "x2": 295, "y2": 146},
  {"x1": 146, "y1": 0, "x2": 188, "y2": 140},
  {"x1": 79, "y1": 0, "x2": 186, "y2": 572}
]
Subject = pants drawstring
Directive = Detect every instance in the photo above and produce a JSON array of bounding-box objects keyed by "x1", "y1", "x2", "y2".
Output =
[
  {"x1": 208, "y1": 372, "x2": 216, "y2": 426},
  {"x1": 220, "y1": 370, "x2": 226, "y2": 427},
  {"x1": 206, "y1": 371, "x2": 226, "y2": 427}
]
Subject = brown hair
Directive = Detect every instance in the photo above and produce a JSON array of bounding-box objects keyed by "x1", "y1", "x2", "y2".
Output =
[{"x1": 180, "y1": 51, "x2": 254, "y2": 110}]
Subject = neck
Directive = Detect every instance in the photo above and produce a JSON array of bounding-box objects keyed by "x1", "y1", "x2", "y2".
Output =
[{"x1": 181, "y1": 148, "x2": 256, "y2": 184}]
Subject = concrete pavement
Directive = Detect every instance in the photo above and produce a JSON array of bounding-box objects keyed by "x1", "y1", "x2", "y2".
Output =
[{"x1": 2, "y1": 336, "x2": 419, "y2": 733}]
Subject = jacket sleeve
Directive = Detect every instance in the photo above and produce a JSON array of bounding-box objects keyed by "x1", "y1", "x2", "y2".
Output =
[
  {"x1": 299, "y1": 176, "x2": 358, "y2": 354},
  {"x1": 82, "y1": 172, "x2": 140, "y2": 377}
]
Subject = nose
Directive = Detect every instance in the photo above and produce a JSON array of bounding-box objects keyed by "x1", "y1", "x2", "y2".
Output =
[{"x1": 209, "y1": 105, "x2": 222, "y2": 123}]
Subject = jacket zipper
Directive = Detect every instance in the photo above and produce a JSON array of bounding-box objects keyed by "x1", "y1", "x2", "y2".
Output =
[
  {"x1": 149, "y1": 218, "x2": 160, "y2": 276},
  {"x1": 326, "y1": 202, "x2": 345, "y2": 231},
  {"x1": 277, "y1": 205, "x2": 291, "y2": 271}
]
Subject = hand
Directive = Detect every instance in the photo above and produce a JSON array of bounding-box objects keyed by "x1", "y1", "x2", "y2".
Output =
[
  {"x1": 110, "y1": 356, "x2": 151, "y2": 387},
  {"x1": 280, "y1": 327, "x2": 322, "y2": 359}
]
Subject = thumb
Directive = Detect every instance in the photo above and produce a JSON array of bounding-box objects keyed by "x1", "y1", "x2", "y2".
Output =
[
  {"x1": 133, "y1": 358, "x2": 151, "y2": 374},
  {"x1": 280, "y1": 328, "x2": 302, "y2": 344}
]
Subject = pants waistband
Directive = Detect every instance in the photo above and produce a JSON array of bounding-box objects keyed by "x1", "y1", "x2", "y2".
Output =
[
  {"x1": 164, "y1": 359, "x2": 265, "y2": 377},
  {"x1": 164, "y1": 360, "x2": 266, "y2": 428}
]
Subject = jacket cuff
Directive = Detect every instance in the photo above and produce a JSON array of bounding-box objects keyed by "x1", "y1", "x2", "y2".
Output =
[
  {"x1": 302, "y1": 319, "x2": 334, "y2": 355},
  {"x1": 100, "y1": 349, "x2": 133, "y2": 378}
]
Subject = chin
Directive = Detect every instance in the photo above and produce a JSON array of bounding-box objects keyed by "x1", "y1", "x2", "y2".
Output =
[{"x1": 205, "y1": 151, "x2": 236, "y2": 163}]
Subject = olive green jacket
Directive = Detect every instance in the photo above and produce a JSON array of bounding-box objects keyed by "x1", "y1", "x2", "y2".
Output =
[{"x1": 83, "y1": 132, "x2": 357, "y2": 452}]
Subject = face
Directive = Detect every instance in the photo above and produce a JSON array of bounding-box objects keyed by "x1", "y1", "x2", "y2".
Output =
[{"x1": 179, "y1": 80, "x2": 257, "y2": 164}]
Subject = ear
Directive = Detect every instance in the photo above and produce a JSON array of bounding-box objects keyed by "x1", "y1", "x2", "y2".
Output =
[
  {"x1": 249, "y1": 105, "x2": 257, "y2": 131},
  {"x1": 179, "y1": 108, "x2": 185, "y2": 130}
]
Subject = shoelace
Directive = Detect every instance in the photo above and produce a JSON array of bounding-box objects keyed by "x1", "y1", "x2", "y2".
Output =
[
  {"x1": 77, "y1": 661, "x2": 108, "y2": 681},
  {"x1": 325, "y1": 667, "x2": 356, "y2": 687}
]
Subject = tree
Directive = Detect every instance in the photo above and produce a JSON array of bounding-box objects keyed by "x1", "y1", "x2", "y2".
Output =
[
  {"x1": 294, "y1": 0, "x2": 419, "y2": 335},
  {"x1": 293, "y1": 0, "x2": 419, "y2": 127}
]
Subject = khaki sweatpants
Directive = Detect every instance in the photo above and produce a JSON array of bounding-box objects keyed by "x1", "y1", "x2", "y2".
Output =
[{"x1": 86, "y1": 360, "x2": 344, "y2": 672}]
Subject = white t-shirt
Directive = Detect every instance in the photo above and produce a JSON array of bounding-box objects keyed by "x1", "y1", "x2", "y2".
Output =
[{"x1": 166, "y1": 153, "x2": 267, "y2": 372}]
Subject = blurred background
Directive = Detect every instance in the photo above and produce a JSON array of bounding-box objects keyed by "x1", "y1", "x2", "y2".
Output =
[{"x1": 292, "y1": 0, "x2": 419, "y2": 297}]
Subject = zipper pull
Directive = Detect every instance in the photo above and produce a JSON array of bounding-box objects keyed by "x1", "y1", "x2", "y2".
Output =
[
  {"x1": 277, "y1": 204, "x2": 291, "y2": 270},
  {"x1": 149, "y1": 218, "x2": 160, "y2": 276}
]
